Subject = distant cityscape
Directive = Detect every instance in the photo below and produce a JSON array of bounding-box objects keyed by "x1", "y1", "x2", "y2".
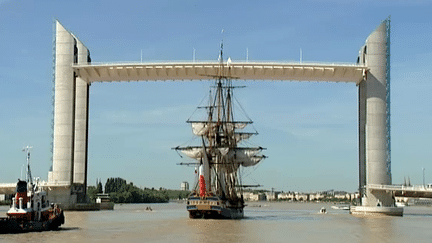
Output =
[
  {"x1": 179, "y1": 181, "x2": 357, "y2": 202},
  {"x1": 241, "y1": 190, "x2": 358, "y2": 202},
  {"x1": 178, "y1": 181, "x2": 432, "y2": 205}
]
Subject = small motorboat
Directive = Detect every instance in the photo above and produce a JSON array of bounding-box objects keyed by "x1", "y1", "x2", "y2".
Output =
[
  {"x1": 319, "y1": 207, "x2": 327, "y2": 214},
  {"x1": 331, "y1": 205, "x2": 350, "y2": 210}
]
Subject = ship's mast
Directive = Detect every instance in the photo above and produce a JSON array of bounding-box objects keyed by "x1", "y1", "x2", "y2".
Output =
[
  {"x1": 214, "y1": 40, "x2": 225, "y2": 196},
  {"x1": 214, "y1": 39, "x2": 242, "y2": 201},
  {"x1": 23, "y1": 146, "x2": 33, "y2": 185},
  {"x1": 174, "y1": 35, "x2": 266, "y2": 202}
]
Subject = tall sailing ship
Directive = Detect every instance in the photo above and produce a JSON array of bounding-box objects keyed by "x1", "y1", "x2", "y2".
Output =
[{"x1": 174, "y1": 44, "x2": 266, "y2": 219}]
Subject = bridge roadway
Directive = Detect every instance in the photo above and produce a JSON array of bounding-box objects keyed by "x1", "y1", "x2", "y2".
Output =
[
  {"x1": 73, "y1": 61, "x2": 367, "y2": 84},
  {"x1": 368, "y1": 184, "x2": 432, "y2": 198},
  {"x1": 0, "y1": 182, "x2": 70, "y2": 195},
  {"x1": 0, "y1": 183, "x2": 15, "y2": 194}
]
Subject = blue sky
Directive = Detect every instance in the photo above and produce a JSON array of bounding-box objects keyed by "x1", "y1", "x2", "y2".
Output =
[{"x1": 1, "y1": 0, "x2": 432, "y2": 192}]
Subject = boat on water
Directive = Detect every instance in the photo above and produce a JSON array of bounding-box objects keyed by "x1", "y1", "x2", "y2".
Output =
[
  {"x1": 0, "y1": 146, "x2": 64, "y2": 233},
  {"x1": 395, "y1": 201, "x2": 407, "y2": 208},
  {"x1": 331, "y1": 205, "x2": 350, "y2": 210},
  {"x1": 319, "y1": 207, "x2": 327, "y2": 214},
  {"x1": 174, "y1": 43, "x2": 266, "y2": 219}
]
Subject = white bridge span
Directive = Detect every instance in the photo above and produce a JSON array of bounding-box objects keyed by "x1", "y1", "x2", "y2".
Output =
[
  {"x1": 367, "y1": 184, "x2": 432, "y2": 199},
  {"x1": 0, "y1": 182, "x2": 71, "y2": 195},
  {"x1": 73, "y1": 61, "x2": 366, "y2": 84}
]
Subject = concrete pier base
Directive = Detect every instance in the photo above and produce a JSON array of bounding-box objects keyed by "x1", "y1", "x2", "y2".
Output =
[
  {"x1": 350, "y1": 206, "x2": 403, "y2": 216},
  {"x1": 45, "y1": 185, "x2": 75, "y2": 209}
]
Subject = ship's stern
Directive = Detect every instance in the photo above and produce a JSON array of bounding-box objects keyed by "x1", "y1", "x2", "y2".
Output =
[{"x1": 187, "y1": 196, "x2": 243, "y2": 219}]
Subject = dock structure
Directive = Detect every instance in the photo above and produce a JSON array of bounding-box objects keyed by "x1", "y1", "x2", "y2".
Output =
[{"x1": 43, "y1": 19, "x2": 396, "y2": 213}]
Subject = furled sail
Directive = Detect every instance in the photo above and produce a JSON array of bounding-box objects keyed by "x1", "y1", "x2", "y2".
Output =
[
  {"x1": 216, "y1": 148, "x2": 265, "y2": 167},
  {"x1": 191, "y1": 123, "x2": 209, "y2": 136},
  {"x1": 234, "y1": 132, "x2": 255, "y2": 143},
  {"x1": 190, "y1": 122, "x2": 250, "y2": 136},
  {"x1": 241, "y1": 155, "x2": 265, "y2": 167},
  {"x1": 218, "y1": 147, "x2": 230, "y2": 156},
  {"x1": 180, "y1": 147, "x2": 204, "y2": 159},
  {"x1": 238, "y1": 148, "x2": 265, "y2": 167},
  {"x1": 224, "y1": 122, "x2": 249, "y2": 131}
]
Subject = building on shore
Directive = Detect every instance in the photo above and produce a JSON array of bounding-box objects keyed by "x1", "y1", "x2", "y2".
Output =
[
  {"x1": 239, "y1": 192, "x2": 266, "y2": 201},
  {"x1": 309, "y1": 193, "x2": 325, "y2": 201},
  {"x1": 238, "y1": 190, "x2": 359, "y2": 202},
  {"x1": 265, "y1": 191, "x2": 279, "y2": 201},
  {"x1": 277, "y1": 192, "x2": 310, "y2": 201},
  {"x1": 181, "y1": 181, "x2": 189, "y2": 191}
]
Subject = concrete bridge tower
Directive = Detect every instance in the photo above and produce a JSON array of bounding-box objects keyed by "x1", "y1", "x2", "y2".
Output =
[
  {"x1": 352, "y1": 18, "x2": 402, "y2": 215},
  {"x1": 48, "y1": 20, "x2": 90, "y2": 208}
]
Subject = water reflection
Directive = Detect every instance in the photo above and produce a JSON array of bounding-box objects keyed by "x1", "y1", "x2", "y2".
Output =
[
  {"x1": 354, "y1": 217, "x2": 394, "y2": 242},
  {"x1": 187, "y1": 219, "x2": 247, "y2": 242}
]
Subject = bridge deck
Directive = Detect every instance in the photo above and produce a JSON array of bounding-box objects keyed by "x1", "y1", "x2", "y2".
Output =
[
  {"x1": 368, "y1": 184, "x2": 432, "y2": 198},
  {"x1": 0, "y1": 183, "x2": 16, "y2": 194},
  {"x1": 74, "y1": 61, "x2": 367, "y2": 84},
  {"x1": 0, "y1": 182, "x2": 71, "y2": 195}
]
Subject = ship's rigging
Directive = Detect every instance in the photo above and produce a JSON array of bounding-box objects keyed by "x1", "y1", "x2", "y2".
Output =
[{"x1": 174, "y1": 41, "x2": 266, "y2": 205}]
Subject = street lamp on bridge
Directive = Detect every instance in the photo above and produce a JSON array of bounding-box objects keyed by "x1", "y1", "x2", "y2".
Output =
[{"x1": 422, "y1": 168, "x2": 425, "y2": 188}]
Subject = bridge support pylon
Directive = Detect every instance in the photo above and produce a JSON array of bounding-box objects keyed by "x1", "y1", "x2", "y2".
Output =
[
  {"x1": 351, "y1": 17, "x2": 403, "y2": 216},
  {"x1": 47, "y1": 20, "x2": 91, "y2": 209}
]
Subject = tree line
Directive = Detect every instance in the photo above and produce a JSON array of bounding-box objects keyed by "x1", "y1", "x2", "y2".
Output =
[{"x1": 87, "y1": 177, "x2": 190, "y2": 204}]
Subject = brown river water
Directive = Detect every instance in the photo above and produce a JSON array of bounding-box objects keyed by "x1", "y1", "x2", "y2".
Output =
[{"x1": 1, "y1": 202, "x2": 432, "y2": 242}]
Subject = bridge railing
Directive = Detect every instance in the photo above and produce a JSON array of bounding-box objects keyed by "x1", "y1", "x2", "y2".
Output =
[
  {"x1": 74, "y1": 60, "x2": 365, "y2": 67},
  {"x1": 367, "y1": 184, "x2": 432, "y2": 191}
]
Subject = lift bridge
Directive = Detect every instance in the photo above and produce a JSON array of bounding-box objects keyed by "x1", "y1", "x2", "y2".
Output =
[{"x1": 0, "y1": 18, "x2": 418, "y2": 216}]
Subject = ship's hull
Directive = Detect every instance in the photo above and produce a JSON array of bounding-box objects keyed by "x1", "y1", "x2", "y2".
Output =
[
  {"x1": 187, "y1": 197, "x2": 244, "y2": 219},
  {"x1": 0, "y1": 211, "x2": 64, "y2": 234},
  {"x1": 188, "y1": 206, "x2": 243, "y2": 219}
]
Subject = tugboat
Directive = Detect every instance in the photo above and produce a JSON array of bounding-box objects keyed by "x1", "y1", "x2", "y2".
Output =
[
  {"x1": 174, "y1": 42, "x2": 266, "y2": 219},
  {"x1": 0, "y1": 146, "x2": 64, "y2": 233}
]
